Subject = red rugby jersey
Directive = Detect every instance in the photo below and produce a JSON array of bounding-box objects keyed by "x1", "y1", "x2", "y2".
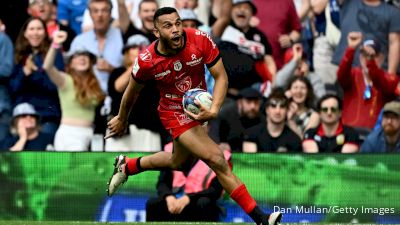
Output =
[{"x1": 132, "y1": 28, "x2": 220, "y2": 111}]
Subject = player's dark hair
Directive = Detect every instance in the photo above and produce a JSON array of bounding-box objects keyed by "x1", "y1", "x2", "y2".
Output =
[
  {"x1": 153, "y1": 7, "x2": 178, "y2": 26},
  {"x1": 316, "y1": 93, "x2": 342, "y2": 112}
]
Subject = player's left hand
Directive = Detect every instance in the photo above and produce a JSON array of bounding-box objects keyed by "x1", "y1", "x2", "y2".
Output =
[
  {"x1": 184, "y1": 99, "x2": 217, "y2": 122},
  {"x1": 174, "y1": 195, "x2": 190, "y2": 214}
]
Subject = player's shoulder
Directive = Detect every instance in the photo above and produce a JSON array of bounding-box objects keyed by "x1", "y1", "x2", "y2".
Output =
[
  {"x1": 184, "y1": 28, "x2": 217, "y2": 49},
  {"x1": 136, "y1": 43, "x2": 157, "y2": 68}
]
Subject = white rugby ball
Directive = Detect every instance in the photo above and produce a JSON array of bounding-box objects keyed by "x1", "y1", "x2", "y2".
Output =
[{"x1": 182, "y1": 88, "x2": 213, "y2": 114}]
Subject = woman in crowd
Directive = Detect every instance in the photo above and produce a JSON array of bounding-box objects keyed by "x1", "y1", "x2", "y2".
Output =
[
  {"x1": 286, "y1": 76, "x2": 320, "y2": 138},
  {"x1": 43, "y1": 30, "x2": 104, "y2": 151},
  {"x1": 9, "y1": 17, "x2": 63, "y2": 141}
]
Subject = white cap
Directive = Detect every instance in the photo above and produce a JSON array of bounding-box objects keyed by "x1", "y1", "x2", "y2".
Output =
[{"x1": 12, "y1": 103, "x2": 39, "y2": 118}]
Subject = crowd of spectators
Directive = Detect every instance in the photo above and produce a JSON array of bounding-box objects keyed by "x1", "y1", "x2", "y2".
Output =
[{"x1": 0, "y1": 0, "x2": 399, "y2": 152}]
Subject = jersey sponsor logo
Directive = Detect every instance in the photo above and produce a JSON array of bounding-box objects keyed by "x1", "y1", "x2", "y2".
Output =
[
  {"x1": 139, "y1": 49, "x2": 152, "y2": 62},
  {"x1": 175, "y1": 76, "x2": 192, "y2": 93},
  {"x1": 132, "y1": 58, "x2": 140, "y2": 77},
  {"x1": 186, "y1": 54, "x2": 203, "y2": 66},
  {"x1": 165, "y1": 93, "x2": 182, "y2": 99},
  {"x1": 195, "y1": 30, "x2": 216, "y2": 49},
  {"x1": 154, "y1": 70, "x2": 171, "y2": 79},
  {"x1": 173, "y1": 60, "x2": 182, "y2": 71},
  {"x1": 174, "y1": 112, "x2": 193, "y2": 125},
  {"x1": 168, "y1": 104, "x2": 183, "y2": 110}
]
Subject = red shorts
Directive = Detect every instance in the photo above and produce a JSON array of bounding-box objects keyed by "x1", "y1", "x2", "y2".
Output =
[{"x1": 159, "y1": 107, "x2": 201, "y2": 139}]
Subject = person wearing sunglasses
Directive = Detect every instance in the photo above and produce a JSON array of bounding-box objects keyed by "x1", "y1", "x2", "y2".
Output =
[
  {"x1": 303, "y1": 94, "x2": 361, "y2": 153},
  {"x1": 242, "y1": 88, "x2": 302, "y2": 152},
  {"x1": 336, "y1": 32, "x2": 399, "y2": 134}
]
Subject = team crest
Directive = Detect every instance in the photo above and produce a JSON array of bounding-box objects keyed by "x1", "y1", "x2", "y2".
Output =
[
  {"x1": 174, "y1": 60, "x2": 182, "y2": 71},
  {"x1": 175, "y1": 76, "x2": 192, "y2": 93}
]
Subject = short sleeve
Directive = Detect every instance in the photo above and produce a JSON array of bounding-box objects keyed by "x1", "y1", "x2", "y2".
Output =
[
  {"x1": 303, "y1": 128, "x2": 317, "y2": 141},
  {"x1": 131, "y1": 57, "x2": 151, "y2": 83},
  {"x1": 344, "y1": 127, "x2": 361, "y2": 146},
  {"x1": 196, "y1": 30, "x2": 220, "y2": 68}
]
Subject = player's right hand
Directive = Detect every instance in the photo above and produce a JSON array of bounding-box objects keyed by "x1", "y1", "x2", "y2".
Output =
[{"x1": 105, "y1": 115, "x2": 127, "y2": 139}]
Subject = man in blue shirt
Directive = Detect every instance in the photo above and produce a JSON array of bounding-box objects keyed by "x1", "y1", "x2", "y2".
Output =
[
  {"x1": 361, "y1": 101, "x2": 400, "y2": 152},
  {"x1": 0, "y1": 18, "x2": 14, "y2": 141}
]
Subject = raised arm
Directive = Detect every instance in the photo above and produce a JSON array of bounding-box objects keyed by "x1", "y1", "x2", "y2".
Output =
[{"x1": 43, "y1": 31, "x2": 68, "y2": 88}]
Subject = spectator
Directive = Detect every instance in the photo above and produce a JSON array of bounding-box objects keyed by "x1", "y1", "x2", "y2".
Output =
[
  {"x1": 337, "y1": 32, "x2": 399, "y2": 132},
  {"x1": 119, "y1": 0, "x2": 159, "y2": 42},
  {"x1": 9, "y1": 17, "x2": 63, "y2": 142},
  {"x1": 252, "y1": 0, "x2": 302, "y2": 69},
  {"x1": 57, "y1": 0, "x2": 88, "y2": 34},
  {"x1": 361, "y1": 100, "x2": 400, "y2": 152},
  {"x1": 0, "y1": 19, "x2": 14, "y2": 141},
  {"x1": 28, "y1": 0, "x2": 76, "y2": 51},
  {"x1": 0, "y1": 103, "x2": 53, "y2": 151},
  {"x1": 210, "y1": 87, "x2": 265, "y2": 152},
  {"x1": 43, "y1": 31, "x2": 105, "y2": 151},
  {"x1": 332, "y1": 0, "x2": 400, "y2": 74},
  {"x1": 243, "y1": 88, "x2": 302, "y2": 152},
  {"x1": 219, "y1": 0, "x2": 276, "y2": 97},
  {"x1": 105, "y1": 34, "x2": 167, "y2": 151},
  {"x1": 70, "y1": 0, "x2": 124, "y2": 93},
  {"x1": 310, "y1": 0, "x2": 341, "y2": 85},
  {"x1": 146, "y1": 141, "x2": 229, "y2": 222},
  {"x1": 285, "y1": 76, "x2": 320, "y2": 138},
  {"x1": 303, "y1": 94, "x2": 361, "y2": 153},
  {"x1": 274, "y1": 43, "x2": 326, "y2": 99}
]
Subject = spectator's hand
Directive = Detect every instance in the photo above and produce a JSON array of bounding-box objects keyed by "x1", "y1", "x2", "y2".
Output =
[
  {"x1": 174, "y1": 195, "x2": 190, "y2": 214},
  {"x1": 292, "y1": 44, "x2": 303, "y2": 63},
  {"x1": 105, "y1": 115, "x2": 127, "y2": 139},
  {"x1": 23, "y1": 54, "x2": 38, "y2": 76},
  {"x1": 361, "y1": 45, "x2": 376, "y2": 59},
  {"x1": 166, "y1": 195, "x2": 179, "y2": 214},
  {"x1": 184, "y1": 99, "x2": 217, "y2": 123},
  {"x1": 287, "y1": 101, "x2": 298, "y2": 120},
  {"x1": 347, "y1": 32, "x2": 363, "y2": 49},
  {"x1": 52, "y1": 30, "x2": 68, "y2": 44},
  {"x1": 279, "y1": 34, "x2": 292, "y2": 49},
  {"x1": 97, "y1": 58, "x2": 114, "y2": 72},
  {"x1": 16, "y1": 120, "x2": 28, "y2": 141}
]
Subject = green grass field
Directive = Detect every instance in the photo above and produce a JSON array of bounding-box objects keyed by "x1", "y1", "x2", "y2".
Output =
[{"x1": 0, "y1": 222, "x2": 255, "y2": 225}]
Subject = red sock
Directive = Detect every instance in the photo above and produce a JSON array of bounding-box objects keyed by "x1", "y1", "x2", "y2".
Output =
[
  {"x1": 125, "y1": 157, "x2": 142, "y2": 175},
  {"x1": 230, "y1": 184, "x2": 257, "y2": 214}
]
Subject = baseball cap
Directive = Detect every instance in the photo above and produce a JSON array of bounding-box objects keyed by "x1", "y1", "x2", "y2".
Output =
[
  {"x1": 383, "y1": 101, "x2": 400, "y2": 116},
  {"x1": 238, "y1": 87, "x2": 262, "y2": 99},
  {"x1": 232, "y1": 0, "x2": 257, "y2": 14},
  {"x1": 12, "y1": 103, "x2": 39, "y2": 118},
  {"x1": 67, "y1": 47, "x2": 97, "y2": 64},
  {"x1": 122, "y1": 34, "x2": 150, "y2": 53},
  {"x1": 179, "y1": 9, "x2": 203, "y2": 26},
  {"x1": 362, "y1": 39, "x2": 381, "y2": 54}
]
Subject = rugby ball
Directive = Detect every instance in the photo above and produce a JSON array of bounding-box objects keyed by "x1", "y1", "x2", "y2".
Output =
[{"x1": 182, "y1": 88, "x2": 213, "y2": 114}]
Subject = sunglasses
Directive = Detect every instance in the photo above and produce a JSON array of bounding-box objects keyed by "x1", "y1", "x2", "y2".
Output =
[
  {"x1": 364, "y1": 85, "x2": 372, "y2": 100},
  {"x1": 321, "y1": 107, "x2": 339, "y2": 113}
]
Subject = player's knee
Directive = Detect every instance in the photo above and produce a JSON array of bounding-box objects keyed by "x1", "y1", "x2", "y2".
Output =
[{"x1": 206, "y1": 154, "x2": 228, "y2": 174}]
